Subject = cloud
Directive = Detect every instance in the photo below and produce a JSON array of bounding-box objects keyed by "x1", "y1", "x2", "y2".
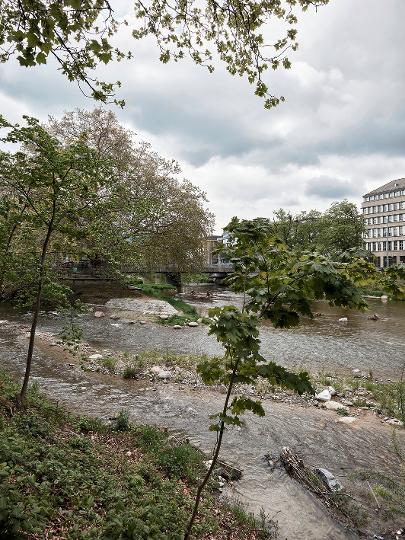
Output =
[
  {"x1": 305, "y1": 176, "x2": 361, "y2": 200},
  {"x1": 0, "y1": 0, "x2": 404, "y2": 233}
]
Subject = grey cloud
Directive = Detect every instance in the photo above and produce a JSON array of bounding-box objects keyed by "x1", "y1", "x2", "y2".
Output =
[{"x1": 305, "y1": 176, "x2": 361, "y2": 199}]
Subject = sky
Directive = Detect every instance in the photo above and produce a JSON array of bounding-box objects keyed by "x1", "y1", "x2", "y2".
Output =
[{"x1": 1, "y1": 0, "x2": 404, "y2": 233}]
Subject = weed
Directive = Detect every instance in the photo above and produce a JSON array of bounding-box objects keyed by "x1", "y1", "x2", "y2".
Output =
[
  {"x1": 101, "y1": 356, "x2": 118, "y2": 373},
  {"x1": 113, "y1": 410, "x2": 130, "y2": 431},
  {"x1": 336, "y1": 407, "x2": 350, "y2": 416},
  {"x1": 122, "y1": 366, "x2": 139, "y2": 379}
]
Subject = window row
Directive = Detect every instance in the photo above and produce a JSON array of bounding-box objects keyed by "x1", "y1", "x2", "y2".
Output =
[
  {"x1": 364, "y1": 213, "x2": 405, "y2": 224},
  {"x1": 363, "y1": 201, "x2": 405, "y2": 214},
  {"x1": 364, "y1": 189, "x2": 405, "y2": 202},
  {"x1": 364, "y1": 226, "x2": 405, "y2": 238},
  {"x1": 366, "y1": 240, "x2": 405, "y2": 252}
]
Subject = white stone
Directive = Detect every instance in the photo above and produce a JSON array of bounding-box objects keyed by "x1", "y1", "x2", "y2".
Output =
[
  {"x1": 337, "y1": 416, "x2": 356, "y2": 424},
  {"x1": 187, "y1": 321, "x2": 199, "y2": 327},
  {"x1": 150, "y1": 366, "x2": 162, "y2": 374},
  {"x1": 0, "y1": 320, "x2": 8, "y2": 325},
  {"x1": 315, "y1": 389, "x2": 332, "y2": 402},
  {"x1": 338, "y1": 317, "x2": 348, "y2": 323},
  {"x1": 325, "y1": 401, "x2": 349, "y2": 412},
  {"x1": 386, "y1": 418, "x2": 404, "y2": 427},
  {"x1": 110, "y1": 314, "x2": 120, "y2": 320},
  {"x1": 380, "y1": 295, "x2": 388, "y2": 302},
  {"x1": 159, "y1": 314, "x2": 169, "y2": 320},
  {"x1": 157, "y1": 370, "x2": 172, "y2": 380},
  {"x1": 89, "y1": 353, "x2": 103, "y2": 360},
  {"x1": 328, "y1": 386, "x2": 337, "y2": 396},
  {"x1": 110, "y1": 323, "x2": 121, "y2": 328},
  {"x1": 352, "y1": 368, "x2": 362, "y2": 378},
  {"x1": 173, "y1": 325, "x2": 183, "y2": 329},
  {"x1": 94, "y1": 311, "x2": 105, "y2": 318}
]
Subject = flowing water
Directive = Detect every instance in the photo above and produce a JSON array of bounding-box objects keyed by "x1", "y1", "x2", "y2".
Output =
[{"x1": 1, "y1": 290, "x2": 405, "y2": 539}]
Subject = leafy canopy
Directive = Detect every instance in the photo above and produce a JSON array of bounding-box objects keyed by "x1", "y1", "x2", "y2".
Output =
[{"x1": 0, "y1": 0, "x2": 329, "y2": 106}]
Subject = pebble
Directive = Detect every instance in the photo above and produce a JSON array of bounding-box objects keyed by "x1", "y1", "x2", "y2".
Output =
[
  {"x1": 89, "y1": 354, "x2": 103, "y2": 360},
  {"x1": 173, "y1": 325, "x2": 182, "y2": 329},
  {"x1": 139, "y1": 320, "x2": 147, "y2": 325},
  {"x1": 338, "y1": 317, "x2": 348, "y2": 323},
  {"x1": 94, "y1": 311, "x2": 105, "y2": 318},
  {"x1": 159, "y1": 314, "x2": 169, "y2": 320},
  {"x1": 110, "y1": 314, "x2": 120, "y2": 320},
  {"x1": 337, "y1": 416, "x2": 356, "y2": 424},
  {"x1": 385, "y1": 418, "x2": 404, "y2": 427},
  {"x1": 187, "y1": 321, "x2": 199, "y2": 327},
  {"x1": 324, "y1": 401, "x2": 348, "y2": 412}
]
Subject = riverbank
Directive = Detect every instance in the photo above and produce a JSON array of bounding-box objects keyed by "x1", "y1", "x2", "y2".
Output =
[
  {"x1": 1, "y1": 316, "x2": 405, "y2": 539},
  {"x1": 0, "y1": 371, "x2": 274, "y2": 539}
]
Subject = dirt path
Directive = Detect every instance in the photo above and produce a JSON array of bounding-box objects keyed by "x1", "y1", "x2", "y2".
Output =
[{"x1": 1, "y1": 323, "x2": 404, "y2": 539}]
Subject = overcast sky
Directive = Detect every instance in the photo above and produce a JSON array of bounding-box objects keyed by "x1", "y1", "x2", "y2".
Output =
[{"x1": 1, "y1": 0, "x2": 404, "y2": 232}]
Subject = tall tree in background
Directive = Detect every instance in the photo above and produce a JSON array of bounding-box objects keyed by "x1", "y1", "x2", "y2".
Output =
[
  {"x1": 271, "y1": 200, "x2": 364, "y2": 256},
  {"x1": 48, "y1": 109, "x2": 214, "y2": 271},
  {"x1": 0, "y1": 0, "x2": 329, "y2": 106}
]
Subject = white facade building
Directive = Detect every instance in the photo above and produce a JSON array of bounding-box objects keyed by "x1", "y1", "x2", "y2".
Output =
[{"x1": 362, "y1": 178, "x2": 405, "y2": 268}]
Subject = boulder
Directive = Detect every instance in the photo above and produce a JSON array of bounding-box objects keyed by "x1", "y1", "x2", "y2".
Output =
[
  {"x1": 315, "y1": 389, "x2": 332, "y2": 402},
  {"x1": 380, "y1": 295, "x2": 388, "y2": 302},
  {"x1": 338, "y1": 317, "x2": 348, "y2": 323},
  {"x1": 173, "y1": 325, "x2": 182, "y2": 329},
  {"x1": 367, "y1": 313, "x2": 380, "y2": 321},
  {"x1": 315, "y1": 468, "x2": 343, "y2": 492},
  {"x1": 352, "y1": 368, "x2": 362, "y2": 378},
  {"x1": 187, "y1": 321, "x2": 199, "y2": 327},
  {"x1": 89, "y1": 353, "x2": 103, "y2": 360},
  {"x1": 325, "y1": 401, "x2": 349, "y2": 412},
  {"x1": 94, "y1": 311, "x2": 105, "y2": 318},
  {"x1": 337, "y1": 416, "x2": 356, "y2": 424}
]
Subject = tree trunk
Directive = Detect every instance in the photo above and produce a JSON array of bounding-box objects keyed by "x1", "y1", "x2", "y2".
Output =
[
  {"x1": 184, "y1": 366, "x2": 237, "y2": 540},
  {"x1": 18, "y1": 215, "x2": 55, "y2": 405}
]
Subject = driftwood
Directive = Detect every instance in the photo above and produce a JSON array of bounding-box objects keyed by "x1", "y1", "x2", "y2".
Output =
[{"x1": 279, "y1": 446, "x2": 358, "y2": 525}]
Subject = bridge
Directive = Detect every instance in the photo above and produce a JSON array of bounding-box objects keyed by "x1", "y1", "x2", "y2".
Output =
[{"x1": 57, "y1": 258, "x2": 233, "y2": 286}]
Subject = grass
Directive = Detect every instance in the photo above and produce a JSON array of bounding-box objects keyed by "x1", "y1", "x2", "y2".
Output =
[
  {"x1": 132, "y1": 282, "x2": 200, "y2": 325},
  {"x1": 0, "y1": 371, "x2": 275, "y2": 539},
  {"x1": 314, "y1": 372, "x2": 405, "y2": 423}
]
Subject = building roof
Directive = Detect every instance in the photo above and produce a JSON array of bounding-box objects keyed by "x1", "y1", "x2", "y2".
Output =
[{"x1": 364, "y1": 178, "x2": 405, "y2": 196}]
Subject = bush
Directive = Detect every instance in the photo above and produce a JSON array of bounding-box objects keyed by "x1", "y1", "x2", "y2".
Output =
[
  {"x1": 113, "y1": 410, "x2": 130, "y2": 431},
  {"x1": 156, "y1": 444, "x2": 204, "y2": 484}
]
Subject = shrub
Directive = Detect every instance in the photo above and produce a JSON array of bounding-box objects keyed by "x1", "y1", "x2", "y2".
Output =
[{"x1": 113, "y1": 410, "x2": 130, "y2": 432}]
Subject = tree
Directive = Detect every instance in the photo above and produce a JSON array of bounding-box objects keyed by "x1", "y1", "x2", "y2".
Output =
[
  {"x1": 184, "y1": 216, "x2": 404, "y2": 538},
  {"x1": 271, "y1": 200, "x2": 365, "y2": 256},
  {"x1": 47, "y1": 108, "x2": 214, "y2": 271},
  {"x1": 0, "y1": 114, "x2": 115, "y2": 404},
  {"x1": 0, "y1": 0, "x2": 329, "y2": 106},
  {"x1": 317, "y1": 200, "x2": 365, "y2": 256}
]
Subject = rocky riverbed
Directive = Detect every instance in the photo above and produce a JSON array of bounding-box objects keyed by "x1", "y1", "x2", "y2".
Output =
[{"x1": 1, "y1": 303, "x2": 405, "y2": 539}]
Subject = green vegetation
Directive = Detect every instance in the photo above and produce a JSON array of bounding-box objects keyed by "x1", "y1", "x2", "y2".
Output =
[
  {"x1": 131, "y1": 281, "x2": 200, "y2": 325},
  {"x1": 0, "y1": 1, "x2": 330, "y2": 107},
  {"x1": 0, "y1": 371, "x2": 273, "y2": 539},
  {"x1": 182, "y1": 273, "x2": 211, "y2": 284}
]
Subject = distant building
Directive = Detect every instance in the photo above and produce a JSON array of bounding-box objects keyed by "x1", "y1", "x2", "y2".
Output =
[
  {"x1": 362, "y1": 178, "x2": 405, "y2": 267},
  {"x1": 204, "y1": 233, "x2": 230, "y2": 266}
]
